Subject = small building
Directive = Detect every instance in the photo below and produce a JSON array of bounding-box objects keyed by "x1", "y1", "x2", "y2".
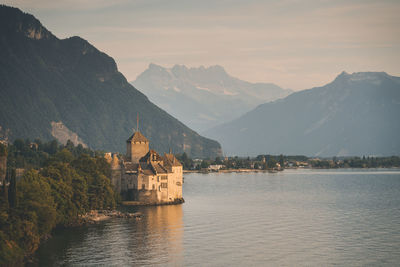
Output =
[
  {"x1": 208, "y1": 164, "x2": 224, "y2": 172},
  {"x1": 107, "y1": 131, "x2": 183, "y2": 204}
]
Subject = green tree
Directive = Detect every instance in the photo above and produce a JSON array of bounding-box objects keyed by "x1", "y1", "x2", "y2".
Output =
[
  {"x1": 54, "y1": 149, "x2": 74, "y2": 164},
  {"x1": 0, "y1": 183, "x2": 9, "y2": 226},
  {"x1": 1, "y1": 182, "x2": 9, "y2": 210},
  {"x1": 72, "y1": 154, "x2": 115, "y2": 210},
  {"x1": 65, "y1": 140, "x2": 75, "y2": 152},
  {"x1": 88, "y1": 173, "x2": 116, "y2": 210},
  {"x1": 200, "y1": 160, "x2": 210, "y2": 169},
  {"x1": 267, "y1": 158, "x2": 277, "y2": 169},
  {"x1": 71, "y1": 175, "x2": 88, "y2": 214},
  {"x1": 0, "y1": 138, "x2": 124, "y2": 265},
  {"x1": 45, "y1": 140, "x2": 59, "y2": 155},
  {"x1": 17, "y1": 170, "x2": 57, "y2": 237},
  {"x1": 0, "y1": 231, "x2": 24, "y2": 265},
  {"x1": 0, "y1": 143, "x2": 7, "y2": 156},
  {"x1": 8, "y1": 169, "x2": 17, "y2": 208}
]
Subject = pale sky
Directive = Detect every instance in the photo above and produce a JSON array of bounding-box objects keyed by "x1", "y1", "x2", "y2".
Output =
[{"x1": 3, "y1": 0, "x2": 400, "y2": 90}]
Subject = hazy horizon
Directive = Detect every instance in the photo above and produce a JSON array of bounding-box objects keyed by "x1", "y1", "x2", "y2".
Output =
[{"x1": 3, "y1": 0, "x2": 400, "y2": 90}]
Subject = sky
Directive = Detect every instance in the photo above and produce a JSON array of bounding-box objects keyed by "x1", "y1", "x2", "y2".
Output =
[{"x1": 3, "y1": 0, "x2": 400, "y2": 90}]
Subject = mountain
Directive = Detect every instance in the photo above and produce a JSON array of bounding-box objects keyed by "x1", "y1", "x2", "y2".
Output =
[
  {"x1": 0, "y1": 5, "x2": 221, "y2": 159},
  {"x1": 205, "y1": 71, "x2": 400, "y2": 157},
  {"x1": 132, "y1": 63, "x2": 292, "y2": 132}
]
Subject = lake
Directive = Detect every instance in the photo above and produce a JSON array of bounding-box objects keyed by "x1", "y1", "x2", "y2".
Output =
[{"x1": 34, "y1": 169, "x2": 400, "y2": 266}]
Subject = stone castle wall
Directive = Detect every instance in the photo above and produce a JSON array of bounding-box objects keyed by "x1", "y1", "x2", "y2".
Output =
[
  {"x1": 111, "y1": 169, "x2": 121, "y2": 193},
  {"x1": 127, "y1": 141, "x2": 149, "y2": 163},
  {"x1": 136, "y1": 190, "x2": 158, "y2": 204},
  {"x1": 110, "y1": 131, "x2": 183, "y2": 205},
  {"x1": 167, "y1": 166, "x2": 183, "y2": 200}
]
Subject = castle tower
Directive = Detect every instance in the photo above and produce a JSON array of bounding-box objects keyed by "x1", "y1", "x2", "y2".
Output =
[{"x1": 126, "y1": 131, "x2": 149, "y2": 163}]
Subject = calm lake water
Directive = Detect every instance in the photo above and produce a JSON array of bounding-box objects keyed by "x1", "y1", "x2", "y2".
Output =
[{"x1": 34, "y1": 169, "x2": 400, "y2": 266}]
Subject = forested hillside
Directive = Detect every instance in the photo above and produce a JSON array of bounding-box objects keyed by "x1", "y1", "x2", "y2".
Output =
[{"x1": 0, "y1": 5, "x2": 221, "y2": 159}]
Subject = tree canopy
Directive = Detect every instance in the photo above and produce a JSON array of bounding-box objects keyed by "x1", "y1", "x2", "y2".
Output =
[{"x1": 0, "y1": 139, "x2": 117, "y2": 265}]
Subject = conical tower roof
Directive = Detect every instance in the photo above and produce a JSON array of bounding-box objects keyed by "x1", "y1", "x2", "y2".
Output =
[{"x1": 126, "y1": 131, "x2": 149, "y2": 143}]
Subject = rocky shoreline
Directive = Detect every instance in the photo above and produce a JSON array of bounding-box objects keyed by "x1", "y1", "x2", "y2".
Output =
[
  {"x1": 121, "y1": 198, "x2": 185, "y2": 206},
  {"x1": 79, "y1": 210, "x2": 142, "y2": 224},
  {"x1": 68, "y1": 200, "x2": 185, "y2": 226}
]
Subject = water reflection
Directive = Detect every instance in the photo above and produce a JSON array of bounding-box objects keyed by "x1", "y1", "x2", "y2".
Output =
[
  {"x1": 35, "y1": 169, "x2": 400, "y2": 266},
  {"x1": 133, "y1": 205, "x2": 183, "y2": 266},
  {"x1": 35, "y1": 205, "x2": 183, "y2": 266}
]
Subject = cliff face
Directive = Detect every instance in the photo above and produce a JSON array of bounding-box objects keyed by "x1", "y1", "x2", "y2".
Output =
[{"x1": 0, "y1": 5, "x2": 221, "y2": 158}]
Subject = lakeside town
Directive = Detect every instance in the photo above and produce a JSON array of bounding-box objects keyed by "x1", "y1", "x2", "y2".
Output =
[{"x1": 176, "y1": 153, "x2": 400, "y2": 173}]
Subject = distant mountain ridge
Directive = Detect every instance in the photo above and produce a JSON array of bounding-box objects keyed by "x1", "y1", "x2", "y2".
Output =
[
  {"x1": 132, "y1": 63, "x2": 292, "y2": 132},
  {"x1": 205, "y1": 71, "x2": 400, "y2": 157},
  {"x1": 0, "y1": 5, "x2": 221, "y2": 158}
]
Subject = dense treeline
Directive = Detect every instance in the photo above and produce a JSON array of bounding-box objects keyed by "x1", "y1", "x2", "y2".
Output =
[
  {"x1": 177, "y1": 152, "x2": 400, "y2": 171},
  {"x1": 309, "y1": 156, "x2": 400, "y2": 168},
  {"x1": 175, "y1": 153, "x2": 195, "y2": 170},
  {"x1": 0, "y1": 139, "x2": 117, "y2": 265},
  {"x1": 176, "y1": 153, "x2": 286, "y2": 170}
]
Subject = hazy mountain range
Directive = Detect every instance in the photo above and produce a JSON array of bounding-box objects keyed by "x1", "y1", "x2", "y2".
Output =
[
  {"x1": 0, "y1": 5, "x2": 221, "y2": 158},
  {"x1": 1, "y1": 5, "x2": 398, "y2": 159},
  {"x1": 205, "y1": 71, "x2": 400, "y2": 157},
  {"x1": 132, "y1": 64, "x2": 292, "y2": 132}
]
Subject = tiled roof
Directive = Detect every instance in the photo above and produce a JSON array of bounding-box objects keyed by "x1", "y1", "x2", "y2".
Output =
[
  {"x1": 142, "y1": 168, "x2": 155, "y2": 175},
  {"x1": 123, "y1": 146, "x2": 181, "y2": 176},
  {"x1": 140, "y1": 150, "x2": 163, "y2": 163},
  {"x1": 123, "y1": 161, "x2": 168, "y2": 175},
  {"x1": 126, "y1": 131, "x2": 149, "y2": 143},
  {"x1": 124, "y1": 162, "x2": 139, "y2": 171},
  {"x1": 163, "y1": 153, "x2": 183, "y2": 167},
  {"x1": 151, "y1": 162, "x2": 168, "y2": 174}
]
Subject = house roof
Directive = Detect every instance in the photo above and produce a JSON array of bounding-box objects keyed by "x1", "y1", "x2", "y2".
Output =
[
  {"x1": 150, "y1": 161, "x2": 168, "y2": 174},
  {"x1": 123, "y1": 148, "x2": 181, "y2": 176},
  {"x1": 140, "y1": 150, "x2": 163, "y2": 163},
  {"x1": 126, "y1": 131, "x2": 149, "y2": 143},
  {"x1": 163, "y1": 153, "x2": 182, "y2": 167},
  {"x1": 124, "y1": 162, "x2": 139, "y2": 172}
]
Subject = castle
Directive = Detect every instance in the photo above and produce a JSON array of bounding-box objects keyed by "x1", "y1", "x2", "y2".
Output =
[{"x1": 105, "y1": 131, "x2": 183, "y2": 204}]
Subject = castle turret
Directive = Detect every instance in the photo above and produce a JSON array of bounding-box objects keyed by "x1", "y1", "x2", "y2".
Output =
[
  {"x1": 126, "y1": 131, "x2": 149, "y2": 163},
  {"x1": 111, "y1": 154, "x2": 120, "y2": 170}
]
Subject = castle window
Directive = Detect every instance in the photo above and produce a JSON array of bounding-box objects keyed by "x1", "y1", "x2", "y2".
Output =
[
  {"x1": 161, "y1": 183, "x2": 168, "y2": 188},
  {"x1": 142, "y1": 184, "x2": 145, "y2": 190},
  {"x1": 152, "y1": 184, "x2": 155, "y2": 190}
]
